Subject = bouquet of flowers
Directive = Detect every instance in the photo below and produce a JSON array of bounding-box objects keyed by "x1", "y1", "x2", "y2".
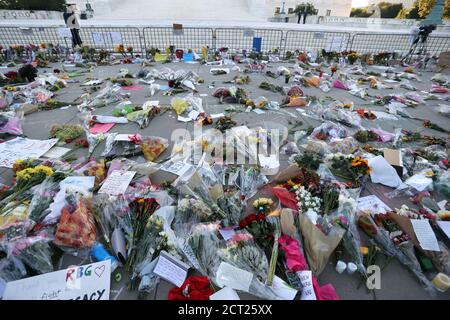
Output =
[
  {"x1": 53, "y1": 190, "x2": 97, "y2": 249},
  {"x1": 27, "y1": 172, "x2": 68, "y2": 224},
  {"x1": 358, "y1": 212, "x2": 436, "y2": 295},
  {"x1": 50, "y1": 124, "x2": 84, "y2": 145},
  {"x1": 325, "y1": 153, "x2": 372, "y2": 187},
  {"x1": 139, "y1": 136, "x2": 168, "y2": 162},
  {"x1": 0, "y1": 164, "x2": 54, "y2": 211},
  {"x1": 289, "y1": 152, "x2": 322, "y2": 171},
  {"x1": 293, "y1": 185, "x2": 322, "y2": 214},
  {"x1": 0, "y1": 257, "x2": 27, "y2": 282},
  {"x1": 127, "y1": 105, "x2": 161, "y2": 129},
  {"x1": 9, "y1": 231, "x2": 54, "y2": 274},
  {"x1": 126, "y1": 198, "x2": 160, "y2": 271},
  {"x1": 219, "y1": 231, "x2": 269, "y2": 282},
  {"x1": 102, "y1": 133, "x2": 142, "y2": 158}
]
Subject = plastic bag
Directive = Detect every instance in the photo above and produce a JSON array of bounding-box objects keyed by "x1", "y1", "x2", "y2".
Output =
[
  {"x1": 102, "y1": 133, "x2": 141, "y2": 158},
  {"x1": 437, "y1": 104, "x2": 450, "y2": 117},
  {"x1": 0, "y1": 113, "x2": 23, "y2": 135},
  {"x1": 309, "y1": 121, "x2": 348, "y2": 141},
  {"x1": 0, "y1": 257, "x2": 27, "y2": 282}
]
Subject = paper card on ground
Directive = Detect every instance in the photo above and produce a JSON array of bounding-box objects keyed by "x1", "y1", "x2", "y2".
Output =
[
  {"x1": 188, "y1": 110, "x2": 200, "y2": 120},
  {"x1": 405, "y1": 174, "x2": 433, "y2": 192},
  {"x1": 42, "y1": 146, "x2": 71, "y2": 159},
  {"x1": 98, "y1": 170, "x2": 135, "y2": 196},
  {"x1": 0, "y1": 137, "x2": 58, "y2": 168},
  {"x1": 160, "y1": 161, "x2": 193, "y2": 176},
  {"x1": 3, "y1": 261, "x2": 111, "y2": 300},
  {"x1": 271, "y1": 275, "x2": 297, "y2": 300},
  {"x1": 89, "y1": 123, "x2": 115, "y2": 134},
  {"x1": 177, "y1": 115, "x2": 192, "y2": 122},
  {"x1": 82, "y1": 79, "x2": 103, "y2": 86},
  {"x1": 297, "y1": 271, "x2": 317, "y2": 300},
  {"x1": 209, "y1": 287, "x2": 240, "y2": 300},
  {"x1": 114, "y1": 134, "x2": 134, "y2": 141},
  {"x1": 216, "y1": 262, "x2": 253, "y2": 292},
  {"x1": 219, "y1": 227, "x2": 236, "y2": 241},
  {"x1": 210, "y1": 113, "x2": 224, "y2": 119},
  {"x1": 411, "y1": 219, "x2": 440, "y2": 252},
  {"x1": 357, "y1": 195, "x2": 391, "y2": 214},
  {"x1": 153, "y1": 251, "x2": 190, "y2": 287},
  {"x1": 253, "y1": 109, "x2": 266, "y2": 114},
  {"x1": 437, "y1": 221, "x2": 450, "y2": 240},
  {"x1": 258, "y1": 154, "x2": 280, "y2": 175},
  {"x1": 93, "y1": 115, "x2": 128, "y2": 124}
]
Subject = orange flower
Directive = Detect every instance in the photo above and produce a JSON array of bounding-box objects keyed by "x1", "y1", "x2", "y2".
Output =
[{"x1": 366, "y1": 167, "x2": 372, "y2": 174}]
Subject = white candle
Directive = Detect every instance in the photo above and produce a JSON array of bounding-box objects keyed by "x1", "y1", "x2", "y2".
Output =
[
  {"x1": 335, "y1": 260, "x2": 346, "y2": 274},
  {"x1": 347, "y1": 262, "x2": 357, "y2": 275}
]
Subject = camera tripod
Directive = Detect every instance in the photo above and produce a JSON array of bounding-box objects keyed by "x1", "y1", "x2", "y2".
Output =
[{"x1": 402, "y1": 33, "x2": 433, "y2": 67}]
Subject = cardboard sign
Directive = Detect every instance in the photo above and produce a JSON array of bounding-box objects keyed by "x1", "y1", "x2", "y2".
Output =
[
  {"x1": 3, "y1": 261, "x2": 111, "y2": 300},
  {"x1": 98, "y1": 170, "x2": 136, "y2": 196},
  {"x1": 173, "y1": 23, "x2": 184, "y2": 36},
  {"x1": 0, "y1": 137, "x2": 58, "y2": 168}
]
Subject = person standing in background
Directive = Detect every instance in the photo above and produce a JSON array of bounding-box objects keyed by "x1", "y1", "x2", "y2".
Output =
[{"x1": 64, "y1": 4, "x2": 83, "y2": 48}]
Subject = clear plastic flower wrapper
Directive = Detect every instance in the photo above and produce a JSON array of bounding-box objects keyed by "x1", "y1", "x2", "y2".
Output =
[
  {"x1": 0, "y1": 257, "x2": 27, "y2": 282},
  {"x1": 102, "y1": 133, "x2": 142, "y2": 158},
  {"x1": 8, "y1": 230, "x2": 54, "y2": 275},
  {"x1": 139, "y1": 136, "x2": 169, "y2": 162},
  {"x1": 27, "y1": 172, "x2": 68, "y2": 225},
  {"x1": 309, "y1": 121, "x2": 348, "y2": 141},
  {"x1": 322, "y1": 107, "x2": 362, "y2": 128},
  {"x1": 173, "y1": 158, "x2": 227, "y2": 222},
  {"x1": 53, "y1": 188, "x2": 97, "y2": 251},
  {"x1": 330, "y1": 194, "x2": 366, "y2": 275},
  {"x1": 186, "y1": 223, "x2": 280, "y2": 300},
  {"x1": 0, "y1": 111, "x2": 23, "y2": 135},
  {"x1": 358, "y1": 212, "x2": 437, "y2": 296}
]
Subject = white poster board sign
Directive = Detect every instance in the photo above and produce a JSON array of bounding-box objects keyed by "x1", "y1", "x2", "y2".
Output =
[
  {"x1": 325, "y1": 36, "x2": 343, "y2": 52},
  {"x1": 0, "y1": 137, "x2": 58, "y2": 168},
  {"x1": 110, "y1": 32, "x2": 123, "y2": 45},
  {"x1": 58, "y1": 28, "x2": 72, "y2": 38},
  {"x1": 92, "y1": 32, "x2": 106, "y2": 45},
  {"x1": 3, "y1": 261, "x2": 111, "y2": 300}
]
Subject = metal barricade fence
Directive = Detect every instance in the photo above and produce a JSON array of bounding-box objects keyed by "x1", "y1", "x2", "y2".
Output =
[
  {"x1": 79, "y1": 26, "x2": 143, "y2": 53},
  {"x1": 1, "y1": 25, "x2": 450, "y2": 57},
  {"x1": 214, "y1": 28, "x2": 283, "y2": 54},
  {"x1": 142, "y1": 27, "x2": 213, "y2": 54},
  {"x1": 283, "y1": 30, "x2": 351, "y2": 55},
  {"x1": 0, "y1": 26, "x2": 71, "y2": 48},
  {"x1": 349, "y1": 33, "x2": 450, "y2": 55}
]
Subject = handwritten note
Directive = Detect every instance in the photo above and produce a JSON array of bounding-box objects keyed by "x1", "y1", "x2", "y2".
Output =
[
  {"x1": 216, "y1": 262, "x2": 253, "y2": 292},
  {"x1": 357, "y1": 195, "x2": 391, "y2": 214},
  {"x1": 98, "y1": 170, "x2": 135, "y2": 196},
  {"x1": 271, "y1": 275, "x2": 297, "y2": 300},
  {"x1": 0, "y1": 137, "x2": 58, "y2": 168},
  {"x1": 411, "y1": 219, "x2": 440, "y2": 252},
  {"x1": 3, "y1": 261, "x2": 110, "y2": 300},
  {"x1": 153, "y1": 251, "x2": 189, "y2": 287},
  {"x1": 297, "y1": 271, "x2": 316, "y2": 300}
]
